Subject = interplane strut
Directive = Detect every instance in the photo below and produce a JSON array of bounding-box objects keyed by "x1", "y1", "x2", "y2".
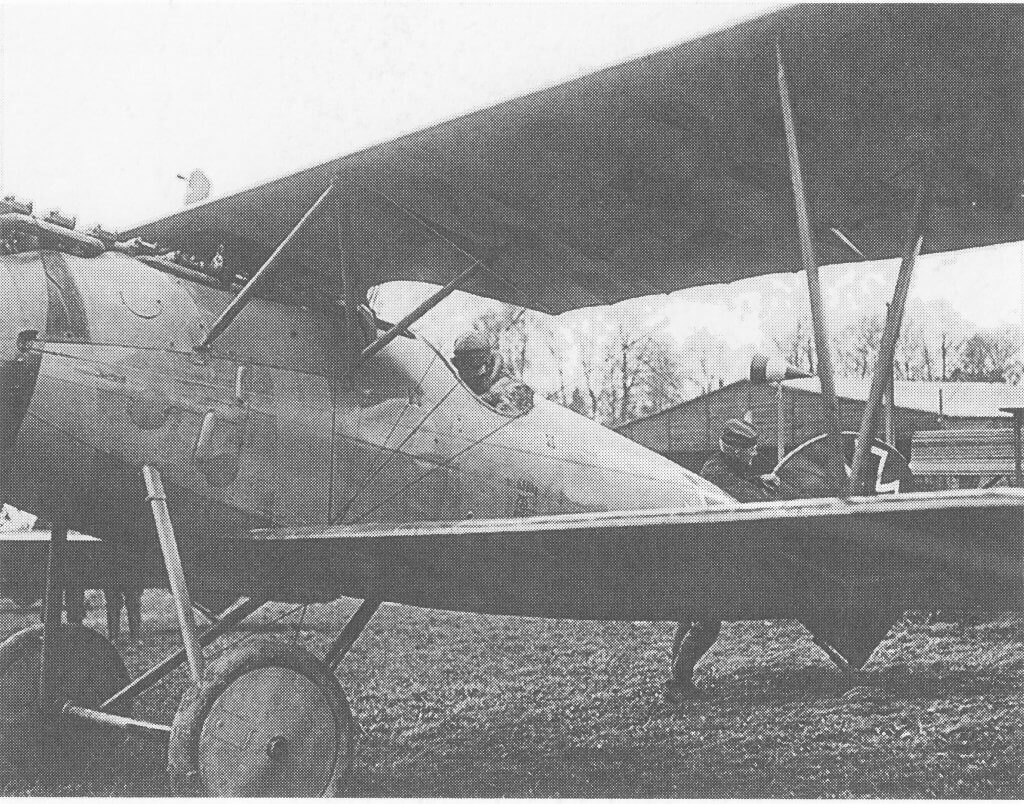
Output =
[
  {"x1": 777, "y1": 44, "x2": 845, "y2": 495},
  {"x1": 849, "y1": 170, "x2": 932, "y2": 495}
]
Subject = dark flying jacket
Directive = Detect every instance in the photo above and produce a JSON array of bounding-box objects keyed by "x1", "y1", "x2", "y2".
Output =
[{"x1": 698, "y1": 453, "x2": 774, "y2": 504}]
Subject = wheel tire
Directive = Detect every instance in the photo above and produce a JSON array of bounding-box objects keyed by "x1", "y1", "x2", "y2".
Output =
[
  {"x1": 0, "y1": 623, "x2": 130, "y2": 776},
  {"x1": 168, "y1": 638, "x2": 356, "y2": 797}
]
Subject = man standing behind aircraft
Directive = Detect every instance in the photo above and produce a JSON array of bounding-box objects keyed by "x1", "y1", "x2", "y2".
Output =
[{"x1": 665, "y1": 417, "x2": 779, "y2": 701}]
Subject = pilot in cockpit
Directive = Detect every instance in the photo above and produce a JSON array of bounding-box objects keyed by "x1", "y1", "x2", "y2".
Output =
[{"x1": 452, "y1": 331, "x2": 534, "y2": 416}]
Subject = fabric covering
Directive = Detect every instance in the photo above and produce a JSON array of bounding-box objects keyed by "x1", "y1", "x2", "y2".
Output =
[{"x1": 123, "y1": 5, "x2": 1024, "y2": 315}]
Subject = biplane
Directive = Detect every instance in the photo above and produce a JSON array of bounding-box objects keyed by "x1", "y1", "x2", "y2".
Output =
[{"x1": 0, "y1": 2, "x2": 1023, "y2": 795}]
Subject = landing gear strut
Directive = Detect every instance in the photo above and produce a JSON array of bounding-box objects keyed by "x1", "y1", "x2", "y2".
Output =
[
  {"x1": 0, "y1": 523, "x2": 131, "y2": 779},
  {"x1": 3, "y1": 467, "x2": 383, "y2": 795}
]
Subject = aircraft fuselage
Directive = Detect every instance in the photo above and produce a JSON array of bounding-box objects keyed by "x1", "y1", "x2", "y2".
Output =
[{"x1": 0, "y1": 249, "x2": 730, "y2": 599}]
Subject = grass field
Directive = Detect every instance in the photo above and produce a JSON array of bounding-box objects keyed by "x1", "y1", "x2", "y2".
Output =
[{"x1": 1, "y1": 591, "x2": 1023, "y2": 796}]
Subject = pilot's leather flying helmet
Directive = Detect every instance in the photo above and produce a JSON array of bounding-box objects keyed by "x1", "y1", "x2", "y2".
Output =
[
  {"x1": 452, "y1": 331, "x2": 494, "y2": 378},
  {"x1": 453, "y1": 331, "x2": 491, "y2": 356},
  {"x1": 721, "y1": 418, "x2": 758, "y2": 449}
]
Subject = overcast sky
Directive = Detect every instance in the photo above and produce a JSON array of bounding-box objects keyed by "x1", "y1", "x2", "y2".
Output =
[
  {"x1": 0, "y1": 1, "x2": 776, "y2": 229},
  {"x1": 0, "y1": 1, "x2": 1020, "y2": 358}
]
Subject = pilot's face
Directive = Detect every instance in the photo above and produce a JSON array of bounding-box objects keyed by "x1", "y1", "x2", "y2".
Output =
[
  {"x1": 453, "y1": 350, "x2": 493, "y2": 392},
  {"x1": 725, "y1": 443, "x2": 757, "y2": 468}
]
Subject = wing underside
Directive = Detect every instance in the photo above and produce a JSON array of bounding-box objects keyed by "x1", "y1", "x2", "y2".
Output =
[
  {"x1": 182, "y1": 488, "x2": 1024, "y2": 626},
  {"x1": 122, "y1": 4, "x2": 1024, "y2": 315},
  {"x1": 2, "y1": 489, "x2": 1019, "y2": 669}
]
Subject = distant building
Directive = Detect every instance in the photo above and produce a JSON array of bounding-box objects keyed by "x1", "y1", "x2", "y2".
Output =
[{"x1": 615, "y1": 378, "x2": 1024, "y2": 475}]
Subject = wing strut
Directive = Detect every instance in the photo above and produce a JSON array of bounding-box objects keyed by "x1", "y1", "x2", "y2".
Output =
[
  {"x1": 195, "y1": 180, "x2": 337, "y2": 352},
  {"x1": 335, "y1": 169, "x2": 366, "y2": 363},
  {"x1": 358, "y1": 261, "x2": 482, "y2": 365},
  {"x1": 324, "y1": 598, "x2": 381, "y2": 669},
  {"x1": 777, "y1": 45, "x2": 846, "y2": 495},
  {"x1": 353, "y1": 182, "x2": 492, "y2": 368},
  {"x1": 849, "y1": 161, "x2": 931, "y2": 494}
]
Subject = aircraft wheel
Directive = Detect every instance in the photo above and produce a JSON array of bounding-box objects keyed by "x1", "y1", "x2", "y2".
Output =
[
  {"x1": 0, "y1": 623, "x2": 130, "y2": 774},
  {"x1": 168, "y1": 638, "x2": 356, "y2": 796}
]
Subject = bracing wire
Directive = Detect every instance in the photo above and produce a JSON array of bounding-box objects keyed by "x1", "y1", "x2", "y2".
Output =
[
  {"x1": 348, "y1": 410, "x2": 522, "y2": 526},
  {"x1": 345, "y1": 349, "x2": 441, "y2": 497},
  {"x1": 336, "y1": 377, "x2": 460, "y2": 523}
]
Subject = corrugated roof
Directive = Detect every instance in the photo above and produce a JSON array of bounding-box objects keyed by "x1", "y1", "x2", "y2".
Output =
[
  {"x1": 616, "y1": 379, "x2": 1024, "y2": 433},
  {"x1": 784, "y1": 378, "x2": 1024, "y2": 419}
]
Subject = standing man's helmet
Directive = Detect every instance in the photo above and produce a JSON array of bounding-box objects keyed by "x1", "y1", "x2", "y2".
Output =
[{"x1": 720, "y1": 417, "x2": 759, "y2": 466}]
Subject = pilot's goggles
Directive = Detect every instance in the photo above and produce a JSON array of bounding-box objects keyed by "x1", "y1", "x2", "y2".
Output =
[
  {"x1": 721, "y1": 439, "x2": 757, "y2": 457},
  {"x1": 453, "y1": 350, "x2": 491, "y2": 372}
]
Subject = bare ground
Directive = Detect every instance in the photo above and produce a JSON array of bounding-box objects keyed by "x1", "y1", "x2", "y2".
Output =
[{"x1": 0, "y1": 592, "x2": 1022, "y2": 796}]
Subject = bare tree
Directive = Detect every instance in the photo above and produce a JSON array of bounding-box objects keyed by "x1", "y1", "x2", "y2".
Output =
[
  {"x1": 837, "y1": 315, "x2": 882, "y2": 379},
  {"x1": 467, "y1": 305, "x2": 692, "y2": 427},
  {"x1": 833, "y1": 314, "x2": 945, "y2": 381},
  {"x1": 774, "y1": 318, "x2": 816, "y2": 375},
  {"x1": 950, "y1": 327, "x2": 1023, "y2": 382},
  {"x1": 895, "y1": 317, "x2": 937, "y2": 381},
  {"x1": 604, "y1": 323, "x2": 689, "y2": 424}
]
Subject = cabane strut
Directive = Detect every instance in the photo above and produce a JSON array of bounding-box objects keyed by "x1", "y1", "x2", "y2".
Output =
[{"x1": 196, "y1": 180, "x2": 338, "y2": 352}]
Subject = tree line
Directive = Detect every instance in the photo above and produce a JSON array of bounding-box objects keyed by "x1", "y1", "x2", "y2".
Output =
[
  {"x1": 467, "y1": 303, "x2": 1024, "y2": 428},
  {"x1": 777, "y1": 316, "x2": 1023, "y2": 384}
]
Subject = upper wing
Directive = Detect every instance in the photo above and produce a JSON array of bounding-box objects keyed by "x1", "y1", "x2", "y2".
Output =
[{"x1": 122, "y1": 4, "x2": 1024, "y2": 315}]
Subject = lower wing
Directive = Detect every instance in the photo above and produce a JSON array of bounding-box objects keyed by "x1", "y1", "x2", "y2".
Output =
[
  {"x1": 199, "y1": 488, "x2": 1024, "y2": 624},
  {"x1": 3, "y1": 489, "x2": 1019, "y2": 668},
  {"x1": 4, "y1": 490, "x2": 1020, "y2": 624}
]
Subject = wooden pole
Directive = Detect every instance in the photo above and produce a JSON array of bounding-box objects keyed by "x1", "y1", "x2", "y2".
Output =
[
  {"x1": 1015, "y1": 413, "x2": 1022, "y2": 488},
  {"x1": 777, "y1": 44, "x2": 845, "y2": 494},
  {"x1": 849, "y1": 178, "x2": 929, "y2": 495},
  {"x1": 1001, "y1": 407, "x2": 1024, "y2": 487}
]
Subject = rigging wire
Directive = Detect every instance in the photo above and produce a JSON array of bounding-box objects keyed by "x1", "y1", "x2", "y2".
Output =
[
  {"x1": 339, "y1": 350, "x2": 446, "y2": 519},
  {"x1": 356, "y1": 181, "x2": 697, "y2": 417},
  {"x1": 372, "y1": 160, "x2": 665, "y2": 305},
  {"x1": 362, "y1": 183, "x2": 564, "y2": 319},
  {"x1": 207, "y1": 603, "x2": 307, "y2": 662},
  {"x1": 348, "y1": 409, "x2": 522, "y2": 526},
  {"x1": 345, "y1": 349, "x2": 441, "y2": 499},
  {"x1": 336, "y1": 376, "x2": 459, "y2": 524}
]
